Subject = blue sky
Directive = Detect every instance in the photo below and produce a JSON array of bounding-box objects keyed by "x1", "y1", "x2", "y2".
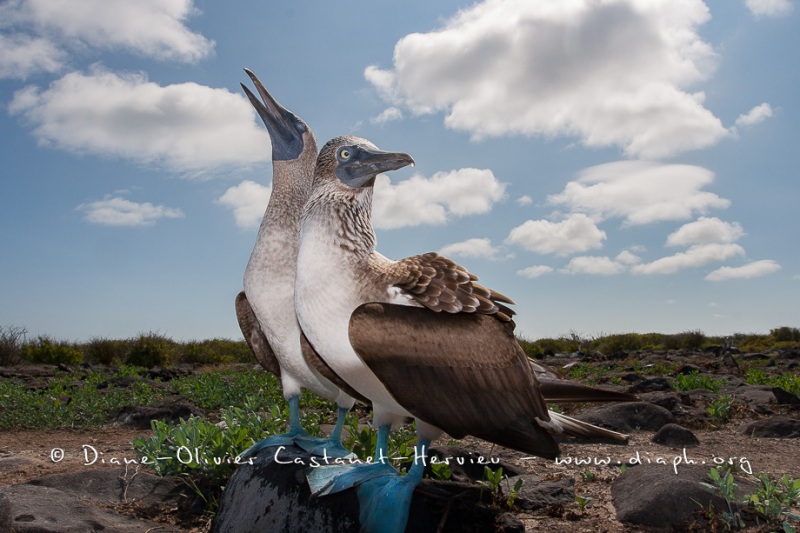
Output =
[{"x1": 1, "y1": 0, "x2": 797, "y2": 342}]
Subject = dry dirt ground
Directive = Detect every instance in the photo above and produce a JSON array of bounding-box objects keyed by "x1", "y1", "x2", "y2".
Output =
[
  {"x1": 1, "y1": 352, "x2": 799, "y2": 532},
  {"x1": 1, "y1": 422, "x2": 799, "y2": 531}
]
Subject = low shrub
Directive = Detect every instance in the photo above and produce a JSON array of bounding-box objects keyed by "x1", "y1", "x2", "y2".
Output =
[
  {"x1": 0, "y1": 325, "x2": 27, "y2": 366},
  {"x1": 21, "y1": 336, "x2": 83, "y2": 365}
]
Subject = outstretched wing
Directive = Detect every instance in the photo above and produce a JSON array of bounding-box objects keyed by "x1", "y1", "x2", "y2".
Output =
[
  {"x1": 389, "y1": 252, "x2": 515, "y2": 321},
  {"x1": 235, "y1": 291, "x2": 281, "y2": 377},
  {"x1": 348, "y1": 302, "x2": 560, "y2": 459}
]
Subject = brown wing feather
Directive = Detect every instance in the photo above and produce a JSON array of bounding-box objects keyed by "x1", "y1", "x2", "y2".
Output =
[
  {"x1": 391, "y1": 252, "x2": 516, "y2": 321},
  {"x1": 528, "y1": 360, "x2": 637, "y2": 403},
  {"x1": 235, "y1": 291, "x2": 281, "y2": 377},
  {"x1": 299, "y1": 333, "x2": 370, "y2": 405},
  {"x1": 348, "y1": 302, "x2": 559, "y2": 459}
]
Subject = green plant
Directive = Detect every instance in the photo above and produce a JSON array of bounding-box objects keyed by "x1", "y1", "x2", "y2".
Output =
[
  {"x1": 0, "y1": 368, "x2": 162, "y2": 429},
  {"x1": 745, "y1": 369, "x2": 800, "y2": 400},
  {"x1": 21, "y1": 335, "x2": 83, "y2": 365},
  {"x1": 505, "y1": 477, "x2": 524, "y2": 508},
  {"x1": 582, "y1": 469, "x2": 596, "y2": 482},
  {"x1": 746, "y1": 473, "x2": 800, "y2": 529},
  {"x1": 84, "y1": 337, "x2": 128, "y2": 365},
  {"x1": 674, "y1": 370, "x2": 722, "y2": 393},
  {"x1": 707, "y1": 395, "x2": 734, "y2": 423},
  {"x1": 126, "y1": 332, "x2": 176, "y2": 368},
  {"x1": 132, "y1": 397, "x2": 284, "y2": 510},
  {"x1": 575, "y1": 494, "x2": 592, "y2": 513},
  {"x1": 429, "y1": 461, "x2": 452, "y2": 481},
  {"x1": 700, "y1": 467, "x2": 744, "y2": 529},
  {"x1": 477, "y1": 465, "x2": 505, "y2": 502}
]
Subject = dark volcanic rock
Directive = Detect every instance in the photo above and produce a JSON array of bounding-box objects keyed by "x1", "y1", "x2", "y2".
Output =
[
  {"x1": 577, "y1": 402, "x2": 674, "y2": 433},
  {"x1": 772, "y1": 387, "x2": 800, "y2": 405},
  {"x1": 651, "y1": 423, "x2": 700, "y2": 447},
  {"x1": 26, "y1": 469, "x2": 191, "y2": 506},
  {"x1": 638, "y1": 391, "x2": 683, "y2": 414},
  {"x1": 113, "y1": 399, "x2": 203, "y2": 428},
  {"x1": 427, "y1": 445, "x2": 524, "y2": 482},
  {"x1": 0, "y1": 468, "x2": 192, "y2": 533},
  {"x1": 739, "y1": 416, "x2": 800, "y2": 438},
  {"x1": 507, "y1": 476, "x2": 574, "y2": 511},
  {"x1": 626, "y1": 377, "x2": 673, "y2": 394},
  {"x1": 612, "y1": 464, "x2": 753, "y2": 530},
  {"x1": 211, "y1": 445, "x2": 516, "y2": 533},
  {"x1": 0, "y1": 484, "x2": 165, "y2": 533}
]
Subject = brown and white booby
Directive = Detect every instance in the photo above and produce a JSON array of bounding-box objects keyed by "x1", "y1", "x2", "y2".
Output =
[
  {"x1": 294, "y1": 136, "x2": 629, "y2": 532},
  {"x1": 235, "y1": 70, "x2": 355, "y2": 458}
]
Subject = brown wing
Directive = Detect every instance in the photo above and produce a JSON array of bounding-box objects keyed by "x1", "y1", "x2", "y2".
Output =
[
  {"x1": 235, "y1": 291, "x2": 281, "y2": 377},
  {"x1": 348, "y1": 302, "x2": 559, "y2": 459},
  {"x1": 390, "y1": 252, "x2": 515, "y2": 321},
  {"x1": 299, "y1": 332, "x2": 370, "y2": 405}
]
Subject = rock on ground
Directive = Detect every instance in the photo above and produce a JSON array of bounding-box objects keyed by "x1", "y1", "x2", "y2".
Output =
[
  {"x1": 612, "y1": 464, "x2": 754, "y2": 530},
  {"x1": 651, "y1": 423, "x2": 700, "y2": 447},
  {"x1": 739, "y1": 416, "x2": 800, "y2": 438},
  {"x1": 577, "y1": 401, "x2": 674, "y2": 433},
  {"x1": 211, "y1": 445, "x2": 525, "y2": 533}
]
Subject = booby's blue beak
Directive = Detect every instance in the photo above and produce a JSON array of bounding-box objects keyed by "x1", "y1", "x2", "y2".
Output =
[
  {"x1": 335, "y1": 145, "x2": 415, "y2": 189},
  {"x1": 241, "y1": 68, "x2": 307, "y2": 161}
]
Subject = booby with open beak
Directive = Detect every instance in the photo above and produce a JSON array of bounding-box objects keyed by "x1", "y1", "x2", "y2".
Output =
[
  {"x1": 235, "y1": 70, "x2": 356, "y2": 458},
  {"x1": 295, "y1": 136, "x2": 629, "y2": 532}
]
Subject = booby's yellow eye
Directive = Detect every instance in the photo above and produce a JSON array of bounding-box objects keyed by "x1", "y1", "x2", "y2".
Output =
[{"x1": 339, "y1": 148, "x2": 351, "y2": 160}]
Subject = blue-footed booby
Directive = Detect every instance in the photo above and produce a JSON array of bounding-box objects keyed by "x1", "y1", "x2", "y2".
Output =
[
  {"x1": 235, "y1": 70, "x2": 356, "y2": 458},
  {"x1": 295, "y1": 136, "x2": 630, "y2": 533}
]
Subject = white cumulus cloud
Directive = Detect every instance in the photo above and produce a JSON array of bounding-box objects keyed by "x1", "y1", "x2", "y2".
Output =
[
  {"x1": 734, "y1": 103, "x2": 774, "y2": 129},
  {"x1": 218, "y1": 180, "x2": 271, "y2": 229},
  {"x1": 9, "y1": 67, "x2": 271, "y2": 173},
  {"x1": 631, "y1": 243, "x2": 745, "y2": 275},
  {"x1": 666, "y1": 217, "x2": 745, "y2": 246},
  {"x1": 0, "y1": 33, "x2": 65, "y2": 79},
  {"x1": 365, "y1": 0, "x2": 728, "y2": 158},
  {"x1": 745, "y1": 0, "x2": 793, "y2": 17},
  {"x1": 706, "y1": 260, "x2": 782, "y2": 281},
  {"x1": 370, "y1": 107, "x2": 403, "y2": 125},
  {"x1": 373, "y1": 168, "x2": 506, "y2": 229},
  {"x1": 517, "y1": 265, "x2": 554, "y2": 279},
  {"x1": 78, "y1": 196, "x2": 184, "y2": 226},
  {"x1": 1, "y1": 0, "x2": 212, "y2": 64},
  {"x1": 516, "y1": 195, "x2": 533, "y2": 206},
  {"x1": 439, "y1": 238, "x2": 502, "y2": 260},
  {"x1": 616, "y1": 250, "x2": 642, "y2": 265},
  {"x1": 549, "y1": 161, "x2": 729, "y2": 226},
  {"x1": 562, "y1": 256, "x2": 627, "y2": 276},
  {"x1": 505, "y1": 213, "x2": 606, "y2": 256}
]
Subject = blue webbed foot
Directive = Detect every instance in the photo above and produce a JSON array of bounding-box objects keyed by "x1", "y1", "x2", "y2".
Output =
[
  {"x1": 358, "y1": 472, "x2": 421, "y2": 533},
  {"x1": 307, "y1": 426, "x2": 430, "y2": 533},
  {"x1": 307, "y1": 460, "x2": 397, "y2": 496}
]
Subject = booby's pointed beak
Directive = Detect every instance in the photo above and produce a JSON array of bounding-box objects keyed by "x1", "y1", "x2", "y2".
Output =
[
  {"x1": 241, "y1": 68, "x2": 307, "y2": 161},
  {"x1": 337, "y1": 147, "x2": 415, "y2": 189}
]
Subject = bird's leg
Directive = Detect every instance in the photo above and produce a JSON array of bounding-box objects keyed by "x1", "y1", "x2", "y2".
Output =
[
  {"x1": 306, "y1": 423, "x2": 397, "y2": 495},
  {"x1": 240, "y1": 395, "x2": 354, "y2": 459},
  {"x1": 238, "y1": 395, "x2": 308, "y2": 458},
  {"x1": 306, "y1": 405, "x2": 356, "y2": 459}
]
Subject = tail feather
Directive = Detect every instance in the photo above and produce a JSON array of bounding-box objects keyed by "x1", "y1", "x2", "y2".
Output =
[
  {"x1": 547, "y1": 411, "x2": 629, "y2": 443},
  {"x1": 539, "y1": 380, "x2": 637, "y2": 404}
]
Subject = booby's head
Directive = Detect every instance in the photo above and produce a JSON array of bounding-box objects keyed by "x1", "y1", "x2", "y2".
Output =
[
  {"x1": 316, "y1": 136, "x2": 415, "y2": 189},
  {"x1": 241, "y1": 68, "x2": 314, "y2": 161}
]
